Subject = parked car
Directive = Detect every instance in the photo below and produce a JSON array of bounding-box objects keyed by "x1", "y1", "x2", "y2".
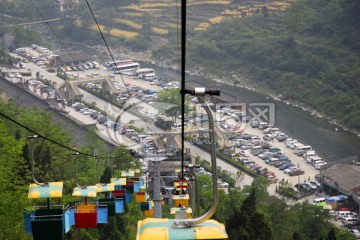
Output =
[
  {"x1": 295, "y1": 183, "x2": 311, "y2": 192},
  {"x1": 240, "y1": 150, "x2": 250, "y2": 157},
  {"x1": 349, "y1": 229, "x2": 360, "y2": 238},
  {"x1": 75, "y1": 104, "x2": 85, "y2": 111},
  {"x1": 279, "y1": 163, "x2": 294, "y2": 170},
  {"x1": 284, "y1": 166, "x2": 298, "y2": 174},
  {"x1": 289, "y1": 169, "x2": 305, "y2": 176}
]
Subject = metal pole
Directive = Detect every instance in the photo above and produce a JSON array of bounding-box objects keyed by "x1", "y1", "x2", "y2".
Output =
[
  {"x1": 28, "y1": 135, "x2": 42, "y2": 185},
  {"x1": 152, "y1": 159, "x2": 162, "y2": 218},
  {"x1": 173, "y1": 96, "x2": 219, "y2": 227},
  {"x1": 180, "y1": 0, "x2": 186, "y2": 180}
]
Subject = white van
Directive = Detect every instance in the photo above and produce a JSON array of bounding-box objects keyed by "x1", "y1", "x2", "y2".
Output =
[
  {"x1": 270, "y1": 127, "x2": 280, "y2": 133},
  {"x1": 337, "y1": 211, "x2": 353, "y2": 219},
  {"x1": 92, "y1": 62, "x2": 100, "y2": 69},
  {"x1": 15, "y1": 48, "x2": 26, "y2": 53},
  {"x1": 251, "y1": 146, "x2": 262, "y2": 150},
  {"x1": 306, "y1": 156, "x2": 322, "y2": 163},
  {"x1": 303, "y1": 152, "x2": 317, "y2": 159},
  {"x1": 311, "y1": 197, "x2": 326, "y2": 206},
  {"x1": 19, "y1": 62, "x2": 27, "y2": 69},
  {"x1": 142, "y1": 95, "x2": 156, "y2": 102},
  {"x1": 125, "y1": 129, "x2": 136, "y2": 137},
  {"x1": 296, "y1": 145, "x2": 313, "y2": 151}
]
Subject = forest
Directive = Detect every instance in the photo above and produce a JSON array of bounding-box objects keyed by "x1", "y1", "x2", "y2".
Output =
[
  {"x1": 159, "y1": 0, "x2": 360, "y2": 131},
  {"x1": 2, "y1": 0, "x2": 359, "y2": 130},
  {"x1": 0, "y1": 99, "x2": 356, "y2": 239}
]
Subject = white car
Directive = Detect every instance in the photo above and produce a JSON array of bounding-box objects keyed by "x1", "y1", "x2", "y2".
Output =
[
  {"x1": 14, "y1": 73, "x2": 22, "y2": 78},
  {"x1": 82, "y1": 110, "x2": 92, "y2": 115},
  {"x1": 240, "y1": 150, "x2": 250, "y2": 157},
  {"x1": 284, "y1": 166, "x2": 298, "y2": 174},
  {"x1": 150, "y1": 80, "x2": 159, "y2": 85},
  {"x1": 6, "y1": 72, "x2": 15, "y2": 78},
  {"x1": 349, "y1": 229, "x2": 360, "y2": 239},
  {"x1": 309, "y1": 180, "x2": 321, "y2": 187},
  {"x1": 79, "y1": 108, "x2": 89, "y2": 113}
]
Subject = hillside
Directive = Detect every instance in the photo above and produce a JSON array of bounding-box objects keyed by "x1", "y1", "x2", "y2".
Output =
[
  {"x1": 163, "y1": 0, "x2": 360, "y2": 131},
  {"x1": 1, "y1": 0, "x2": 359, "y2": 131}
]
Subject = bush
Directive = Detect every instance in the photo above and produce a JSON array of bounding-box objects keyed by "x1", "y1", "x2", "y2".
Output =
[
  {"x1": 21, "y1": 71, "x2": 32, "y2": 76},
  {"x1": 57, "y1": 72, "x2": 68, "y2": 80}
]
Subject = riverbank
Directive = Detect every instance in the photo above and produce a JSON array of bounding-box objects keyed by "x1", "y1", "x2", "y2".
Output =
[{"x1": 110, "y1": 48, "x2": 360, "y2": 138}]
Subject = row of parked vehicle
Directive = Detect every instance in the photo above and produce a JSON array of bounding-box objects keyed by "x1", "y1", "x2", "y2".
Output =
[
  {"x1": 28, "y1": 79, "x2": 58, "y2": 99},
  {"x1": 240, "y1": 160, "x2": 277, "y2": 181},
  {"x1": 58, "y1": 62, "x2": 100, "y2": 73}
]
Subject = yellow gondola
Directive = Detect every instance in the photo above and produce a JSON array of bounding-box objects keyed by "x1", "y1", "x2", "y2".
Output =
[
  {"x1": 24, "y1": 135, "x2": 68, "y2": 240},
  {"x1": 136, "y1": 218, "x2": 228, "y2": 240}
]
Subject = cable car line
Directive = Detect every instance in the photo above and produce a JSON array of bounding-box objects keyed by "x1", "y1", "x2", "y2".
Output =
[
  {"x1": 28, "y1": 0, "x2": 80, "y2": 67},
  {"x1": 0, "y1": 111, "x2": 112, "y2": 158},
  {"x1": 84, "y1": 0, "x2": 154, "y2": 151}
]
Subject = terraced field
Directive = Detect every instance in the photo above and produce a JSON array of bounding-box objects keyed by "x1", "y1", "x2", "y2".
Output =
[{"x1": 83, "y1": 0, "x2": 293, "y2": 39}]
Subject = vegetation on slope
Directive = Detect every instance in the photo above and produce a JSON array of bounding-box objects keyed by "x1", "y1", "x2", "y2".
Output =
[{"x1": 181, "y1": 0, "x2": 360, "y2": 130}]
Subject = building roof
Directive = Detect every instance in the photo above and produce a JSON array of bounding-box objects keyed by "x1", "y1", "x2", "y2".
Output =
[
  {"x1": 56, "y1": 52, "x2": 90, "y2": 63},
  {"x1": 320, "y1": 164, "x2": 360, "y2": 192}
]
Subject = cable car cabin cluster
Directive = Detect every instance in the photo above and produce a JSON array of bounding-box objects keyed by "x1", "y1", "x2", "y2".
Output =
[
  {"x1": 136, "y1": 179, "x2": 228, "y2": 240},
  {"x1": 24, "y1": 169, "x2": 144, "y2": 240},
  {"x1": 171, "y1": 179, "x2": 191, "y2": 218}
]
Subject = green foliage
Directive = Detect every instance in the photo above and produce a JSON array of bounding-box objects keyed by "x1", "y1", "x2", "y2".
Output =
[
  {"x1": 13, "y1": 27, "x2": 46, "y2": 48},
  {"x1": 156, "y1": 88, "x2": 191, "y2": 121},
  {"x1": 0, "y1": 50, "x2": 15, "y2": 66},
  {"x1": 156, "y1": 0, "x2": 360, "y2": 130},
  {"x1": 124, "y1": 35, "x2": 151, "y2": 51},
  {"x1": 326, "y1": 227, "x2": 337, "y2": 240},
  {"x1": 225, "y1": 189, "x2": 273, "y2": 240},
  {"x1": 0, "y1": 99, "x2": 145, "y2": 238}
]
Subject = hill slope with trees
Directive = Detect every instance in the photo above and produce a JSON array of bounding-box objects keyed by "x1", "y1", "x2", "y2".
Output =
[{"x1": 183, "y1": 0, "x2": 360, "y2": 130}]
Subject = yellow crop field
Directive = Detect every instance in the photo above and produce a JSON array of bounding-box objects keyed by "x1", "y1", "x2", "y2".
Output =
[
  {"x1": 151, "y1": 27, "x2": 169, "y2": 35},
  {"x1": 90, "y1": 24, "x2": 107, "y2": 32},
  {"x1": 120, "y1": 5, "x2": 162, "y2": 12},
  {"x1": 114, "y1": 18, "x2": 143, "y2": 30},
  {"x1": 75, "y1": 19, "x2": 83, "y2": 27},
  {"x1": 271, "y1": 1, "x2": 291, "y2": 6},
  {"x1": 166, "y1": 23, "x2": 178, "y2": 28},
  {"x1": 139, "y1": 3, "x2": 169, "y2": 8},
  {"x1": 189, "y1": 1, "x2": 231, "y2": 6},
  {"x1": 124, "y1": 12, "x2": 143, "y2": 17},
  {"x1": 222, "y1": 9, "x2": 242, "y2": 15},
  {"x1": 194, "y1": 22, "x2": 211, "y2": 31},
  {"x1": 109, "y1": 28, "x2": 139, "y2": 38},
  {"x1": 209, "y1": 16, "x2": 224, "y2": 24}
]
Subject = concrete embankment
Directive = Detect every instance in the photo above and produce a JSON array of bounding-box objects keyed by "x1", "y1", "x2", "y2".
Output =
[{"x1": 0, "y1": 75, "x2": 114, "y2": 150}]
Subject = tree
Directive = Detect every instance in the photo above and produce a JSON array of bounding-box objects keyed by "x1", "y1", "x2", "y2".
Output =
[
  {"x1": 225, "y1": 189, "x2": 273, "y2": 240},
  {"x1": 156, "y1": 88, "x2": 190, "y2": 123},
  {"x1": 293, "y1": 232, "x2": 302, "y2": 240},
  {"x1": 326, "y1": 227, "x2": 336, "y2": 240}
]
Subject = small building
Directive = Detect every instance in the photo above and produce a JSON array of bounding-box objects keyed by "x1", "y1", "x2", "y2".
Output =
[
  {"x1": 318, "y1": 163, "x2": 360, "y2": 212},
  {"x1": 54, "y1": 53, "x2": 91, "y2": 67}
]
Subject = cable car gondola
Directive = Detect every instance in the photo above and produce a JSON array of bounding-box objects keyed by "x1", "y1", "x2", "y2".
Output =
[
  {"x1": 70, "y1": 154, "x2": 108, "y2": 228},
  {"x1": 24, "y1": 135, "x2": 69, "y2": 240}
]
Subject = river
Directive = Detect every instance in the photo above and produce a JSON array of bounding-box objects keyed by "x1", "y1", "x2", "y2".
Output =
[{"x1": 139, "y1": 61, "x2": 360, "y2": 162}]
